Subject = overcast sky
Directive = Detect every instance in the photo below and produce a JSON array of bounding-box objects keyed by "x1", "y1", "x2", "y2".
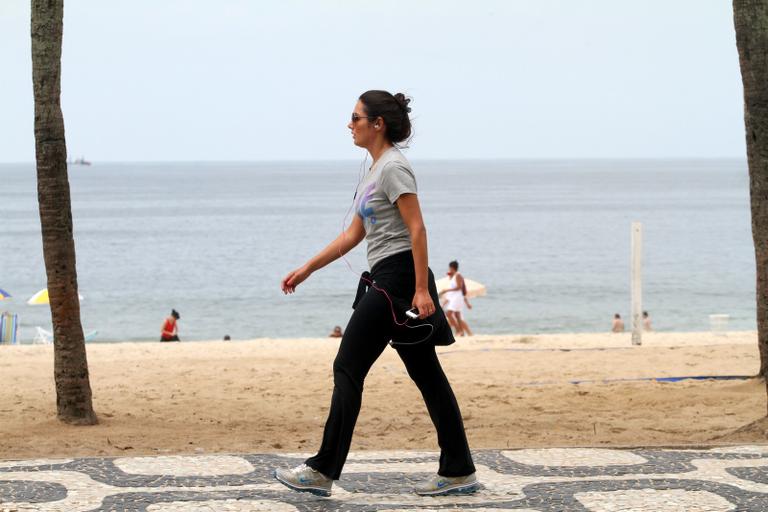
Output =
[{"x1": 0, "y1": 1, "x2": 747, "y2": 162}]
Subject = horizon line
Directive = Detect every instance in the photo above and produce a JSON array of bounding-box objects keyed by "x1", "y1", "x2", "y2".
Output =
[{"x1": 0, "y1": 156, "x2": 748, "y2": 165}]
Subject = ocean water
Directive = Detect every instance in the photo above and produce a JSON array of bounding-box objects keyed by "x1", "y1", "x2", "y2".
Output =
[{"x1": 0, "y1": 158, "x2": 756, "y2": 342}]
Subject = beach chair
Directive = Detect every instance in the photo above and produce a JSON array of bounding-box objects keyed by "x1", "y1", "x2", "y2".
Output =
[
  {"x1": 0, "y1": 313, "x2": 18, "y2": 345},
  {"x1": 33, "y1": 326, "x2": 53, "y2": 344}
]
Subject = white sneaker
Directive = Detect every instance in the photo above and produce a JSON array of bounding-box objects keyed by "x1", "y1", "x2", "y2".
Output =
[
  {"x1": 274, "y1": 463, "x2": 333, "y2": 497},
  {"x1": 414, "y1": 472, "x2": 480, "y2": 496}
]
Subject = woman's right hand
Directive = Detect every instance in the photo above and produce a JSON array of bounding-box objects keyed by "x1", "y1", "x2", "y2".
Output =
[{"x1": 281, "y1": 265, "x2": 312, "y2": 294}]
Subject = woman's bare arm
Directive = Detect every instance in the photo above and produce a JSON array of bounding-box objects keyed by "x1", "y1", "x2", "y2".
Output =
[
  {"x1": 396, "y1": 193, "x2": 434, "y2": 318},
  {"x1": 307, "y1": 215, "x2": 366, "y2": 271},
  {"x1": 281, "y1": 215, "x2": 366, "y2": 293}
]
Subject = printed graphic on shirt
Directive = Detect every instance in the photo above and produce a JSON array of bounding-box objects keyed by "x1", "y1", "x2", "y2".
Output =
[{"x1": 357, "y1": 182, "x2": 377, "y2": 225}]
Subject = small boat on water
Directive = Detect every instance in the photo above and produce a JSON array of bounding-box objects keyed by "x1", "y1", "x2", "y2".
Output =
[{"x1": 69, "y1": 156, "x2": 91, "y2": 166}]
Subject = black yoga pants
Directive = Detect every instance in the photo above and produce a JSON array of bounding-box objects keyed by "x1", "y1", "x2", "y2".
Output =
[{"x1": 304, "y1": 284, "x2": 476, "y2": 480}]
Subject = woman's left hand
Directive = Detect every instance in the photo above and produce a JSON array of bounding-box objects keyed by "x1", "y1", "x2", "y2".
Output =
[{"x1": 412, "y1": 288, "x2": 435, "y2": 319}]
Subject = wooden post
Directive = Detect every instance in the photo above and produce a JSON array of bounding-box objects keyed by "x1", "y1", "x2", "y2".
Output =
[{"x1": 631, "y1": 222, "x2": 643, "y2": 345}]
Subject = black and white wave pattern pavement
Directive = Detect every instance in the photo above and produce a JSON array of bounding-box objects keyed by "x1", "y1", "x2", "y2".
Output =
[{"x1": 2, "y1": 446, "x2": 768, "y2": 511}]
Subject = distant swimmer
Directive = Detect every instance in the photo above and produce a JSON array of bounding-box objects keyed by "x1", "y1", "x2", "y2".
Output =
[{"x1": 611, "y1": 313, "x2": 624, "y2": 333}]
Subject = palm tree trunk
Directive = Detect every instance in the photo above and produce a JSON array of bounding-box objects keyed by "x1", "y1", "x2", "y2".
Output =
[
  {"x1": 734, "y1": 1, "x2": 768, "y2": 386},
  {"x1": 31, "y1": 0, "x2": 97, "y2": 425}
]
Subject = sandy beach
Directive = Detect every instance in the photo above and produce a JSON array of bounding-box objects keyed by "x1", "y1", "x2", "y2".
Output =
[{"x1": 0, "y1": 331, "x2": 765, "y2": 461}]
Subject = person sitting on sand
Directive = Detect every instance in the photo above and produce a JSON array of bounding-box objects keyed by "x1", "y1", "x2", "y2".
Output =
[
  {"x1": 329, "y1": 326, "x2": 343, "y2": 338},
  {"x1": 611, "y1": 313, "x2": 624, "y2": 333},
  {"x1": 643, "y1": 311, "x2": 652, "y2": 331},
  {"x1": 160, "y1": 310, "x2": 180, "y2": 342}
]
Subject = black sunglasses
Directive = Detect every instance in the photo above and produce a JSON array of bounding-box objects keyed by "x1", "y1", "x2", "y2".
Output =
[{"x1": 351, "y1": 113, "x2": 376, "y2": 123}]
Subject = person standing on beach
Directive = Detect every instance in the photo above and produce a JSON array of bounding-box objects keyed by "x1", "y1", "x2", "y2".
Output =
[
  {"x1": 275, "y1": 91, "x2": 478, "y2": 497},
  {"x1": 160, "y1": 309, "x2": 180, "y2": 342},
  {"x1": 439, "y1": 260, "x2": 473, "y2": 336}
]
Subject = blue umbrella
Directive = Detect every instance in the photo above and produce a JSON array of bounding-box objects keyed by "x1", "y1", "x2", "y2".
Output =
[{"x1": 0, "y1": 288, "x2": 11, "y2": 300}]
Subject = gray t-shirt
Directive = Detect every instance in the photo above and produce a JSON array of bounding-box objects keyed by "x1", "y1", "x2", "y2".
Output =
[{"x1": 354, "y1": 147, "x2": 418, "y2": 269}]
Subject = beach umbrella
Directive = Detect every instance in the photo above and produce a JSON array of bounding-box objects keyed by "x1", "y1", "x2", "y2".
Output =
[
  {"x1": 435, "y1": 277, "x2": 487, "y2": 298},
  {"x1": 27, "y1": 288, "x2": 83, "y2": 305},
  {"x1": 0, "y1": 288, "x2": 11, "y2": 300}
]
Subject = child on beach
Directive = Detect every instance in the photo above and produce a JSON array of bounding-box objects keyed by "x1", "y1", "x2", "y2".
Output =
[{"x1": 275, "y1": 91, "x2": 478, "y2": 497}]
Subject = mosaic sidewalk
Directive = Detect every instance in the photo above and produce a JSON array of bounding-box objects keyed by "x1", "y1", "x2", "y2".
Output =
[{"x1": 2, "y1": 446, "x2": 768, "y2": 511}]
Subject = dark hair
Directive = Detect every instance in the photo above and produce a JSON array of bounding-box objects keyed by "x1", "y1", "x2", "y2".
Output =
[
  {"x1": 359, "y1": 90, "x2": 412, "y2": 145},
  {"x1": 449, "y1": 260, "x2": 459, "y2": 270},
  {"x1": 614, "y1": 313, "x2": 621, "y2": 319},
  {"x1": 171, "y1": 309, "x2": 180, "y2": 320},
  {"x1": 643, "y1": 311, "x2": 648, "y2": 317}
]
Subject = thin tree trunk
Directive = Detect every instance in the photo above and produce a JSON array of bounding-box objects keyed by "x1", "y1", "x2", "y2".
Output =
[
  {"x1": 31, "y1": 0, "x2": 97, "y2": 425},
  {"x1": 734, "y1": 1, "x2": 768, "y2": 384}
]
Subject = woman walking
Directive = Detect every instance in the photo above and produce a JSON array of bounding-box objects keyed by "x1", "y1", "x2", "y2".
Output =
[
  {"x1": 275, "y1": 91, "x2": 478, "y2": 497},
  {"x1": 439, "y1": 260, "x2": 473, "y2": 336}
]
